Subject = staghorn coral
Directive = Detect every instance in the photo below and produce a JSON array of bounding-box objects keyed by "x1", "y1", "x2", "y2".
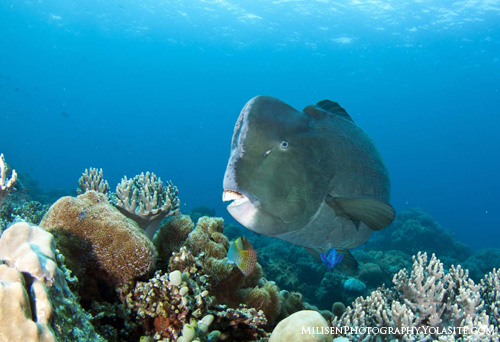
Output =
[
  {"x1": 0, "y1": 221, "x2": 105, "y2": 342},
  {"x1": 115, "y1": 171, "x2": 180, "y2": 238},
  {"x1": 333, "y1": 252, "x2": 498, "y2": 341},
  {"x1": 77, "y1": 167, "x2": 109, "y2": 195},
  {"x1": 40, "y1": 191, "x2": 157, "y2": 292},
  {"x1": 0, "y1": 153, "x2": 17, "y2": 208}
]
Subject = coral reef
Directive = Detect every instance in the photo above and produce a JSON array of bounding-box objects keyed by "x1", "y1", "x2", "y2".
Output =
[
  {"x1": 366, "y1": 208, "x2": 472, "y2": 261},
  {"x1": 78, "y1": 168, "x2": 109, "y2": 195},
  {"x1": 343, "y1": 278, "x2": 366, "y2": 293},
  {"x1": 189, "y1": 206, "x2": 216, "y2": 224},
  {"x1": 115, "y1": 171, "x2": 180, "y2": 238},
  {"x1": 464, "y1": 249, "x2": 500, "y2": 282},
  {"x1": 0, "y1": 221, "x2": 105, "y2": 342},
  {"x1": 269, "y1": 310, "x2": 333, "y2": 342},
  {"x1": 333, "y1": 252, "x2": 498, "y2": 341},
  {"x1": 0, "y1": 153, "x2": 17, "y2": 208},
  {"x1": 120, "y1": 246, "x2": 269, "y2": 341},
  {"x1": 153, "y1": 215, "x2": 195, "y2": 271},
  {"x1": 331, "y1": 302, "x2": 346, "y2": 318},
  {"x1": 180, "y1": 216, "x2": 282, "y2": 326},
  {"x1": 0, "y1": 198, "x2": 49, "y2": 233},
  {"x1": 481, "y1": 268, "x2": 500, "y2": 330},
  {"x1": 40, "y1": 191, "x2": 157, "y2": 293}
]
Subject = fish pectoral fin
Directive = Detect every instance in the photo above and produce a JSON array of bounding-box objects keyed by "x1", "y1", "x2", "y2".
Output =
[
  {"x1": 325, "y1": 196, "x2": 395, "y2": 231},
  {"x1": 335, "y1": 249, "x2": 358, "y2": 275}
]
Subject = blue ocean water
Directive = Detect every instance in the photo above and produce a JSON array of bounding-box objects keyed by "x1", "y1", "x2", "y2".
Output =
[{"x1": 1, "y1": 0, "x2": 498, "y2": 250}]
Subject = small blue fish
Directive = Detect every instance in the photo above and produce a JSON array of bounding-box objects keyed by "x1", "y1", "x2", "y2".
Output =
[
  {"x1": 77, "y1": 210, "x2": 87, "y2": 222},
  {"x1": 320, "y1": 249, "x2": 344, "y2": 271}
]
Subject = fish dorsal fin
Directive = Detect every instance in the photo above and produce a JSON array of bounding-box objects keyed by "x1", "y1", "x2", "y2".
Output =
[
  {"x1": 325, "y1": 196, "x2": 395, "y2": 231},
  {"x1": 303, "y1": 100, "x2": 354, "y2": 122}
]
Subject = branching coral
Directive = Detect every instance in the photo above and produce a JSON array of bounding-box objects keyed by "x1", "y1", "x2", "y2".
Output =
[
  {"x1": 333, "y1": 252, "x2": 498, "y2": 341},
  {"x1": 0, "y1": 153, "x2": 17, "y2": 208},
  {"x1": 481, "y1": 268, "x2": 500, "y2": 330},
  {"x1": 78, "y1": 167, "x2": 109, "y2": 195},
  {"x1": 115, "y1": 172, "x2": 180, "y2": 238}
]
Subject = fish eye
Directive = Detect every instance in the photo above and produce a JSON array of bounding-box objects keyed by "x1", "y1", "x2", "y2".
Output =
[{"x1": 279, "y1": 140, "x2": 289, "y2": 150}]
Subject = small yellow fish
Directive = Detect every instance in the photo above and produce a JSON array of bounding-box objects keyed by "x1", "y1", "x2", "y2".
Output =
[{"x1": 227, "y1": 237, "x2": 257, "y2": 276}]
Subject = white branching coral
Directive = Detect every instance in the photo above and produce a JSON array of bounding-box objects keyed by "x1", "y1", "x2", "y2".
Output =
[
  {"x1": 77, "y1": 167, "x2": 109, "y2": 195},
  {"x1": 0, "y1": 153, "x2": 17, "y2": 208},
  {"x1": 481, "y1": 268, "x2": 500, "y2": 330},
  {"x1": 333, "y1": 252, "x2": 498, "y2": 341},
  {"x1": 115, "y1": 171, "x2": 180, "y2": 238}
]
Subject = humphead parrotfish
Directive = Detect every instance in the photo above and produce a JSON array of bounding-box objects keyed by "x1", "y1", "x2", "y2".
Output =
[{"x1": 222, "y1": 95, "x2": 395, "y2": 273}]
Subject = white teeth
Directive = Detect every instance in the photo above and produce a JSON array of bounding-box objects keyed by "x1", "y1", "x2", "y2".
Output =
[
  {"x1": 229, "y1": 196, "x2": 249, "y2": 207},
  {"x1": 223, "y1": 190, "x2": 250, "y2": 207},
  {"x1": 223, "y1": 190, "x2": 243, "y2": 202}
]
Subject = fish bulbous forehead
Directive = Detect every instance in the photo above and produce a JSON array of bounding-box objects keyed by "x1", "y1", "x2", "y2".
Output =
[{"x1": 232, "y1": 95, "x2": 309, "y2": 148}]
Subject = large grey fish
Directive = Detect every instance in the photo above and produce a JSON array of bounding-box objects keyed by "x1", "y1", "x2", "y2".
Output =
[{"x1": 222, "y1": 95, "x2": 395, "y2": 273}]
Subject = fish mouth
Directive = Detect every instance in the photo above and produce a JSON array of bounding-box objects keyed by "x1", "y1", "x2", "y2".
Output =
[{"x1": 222, "y1": 190, "x2": 250, "y2": 207}]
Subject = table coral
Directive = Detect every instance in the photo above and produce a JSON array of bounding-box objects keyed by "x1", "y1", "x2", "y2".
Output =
[
  {"x1": 40, "y1": 191, "x2": 157, "y2": 291},
  {"x1": 0, "y1": 221, "x2": 105, "y2": 342},
  {"x1": 115, "y1": 171, "x2": 180, "y2": 238},
  {"x1": 0, "y1": 153, "x2": 17, "y2": 208},
  {"x1": 333, "y1": 252, "x2": 498, "y2": 341}
]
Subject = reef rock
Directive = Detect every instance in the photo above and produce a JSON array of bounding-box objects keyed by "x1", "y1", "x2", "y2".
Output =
[
  {"x1": 269, "y1": 310, "x2": 333, "y2": 342},
  {"x1": 365, "y1": 208, "x2": 472, "y2": 261},
  {"x1": 0, "y1": 221, "x2": 104, "y2": 342},
  {"x1": 40, "y1": 191, "x2": 157, "y2": 291}
]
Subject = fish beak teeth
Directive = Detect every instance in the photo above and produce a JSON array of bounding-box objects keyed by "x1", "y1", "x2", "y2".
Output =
[{"x1": 223, "y1": 190, "x2": 249, "y2": 207}]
